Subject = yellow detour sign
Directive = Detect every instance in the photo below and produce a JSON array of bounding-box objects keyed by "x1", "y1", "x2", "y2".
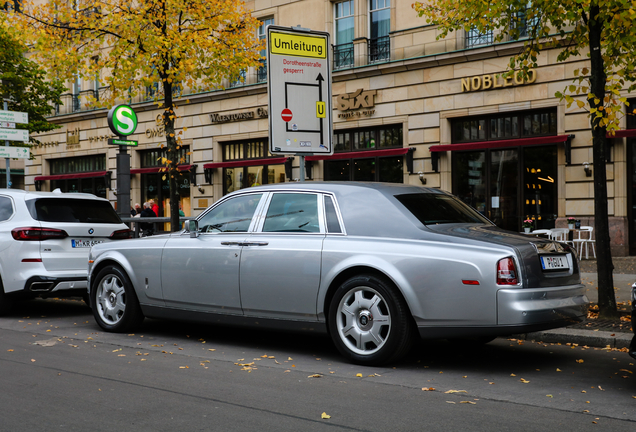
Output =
[
  {"x1": 267, "y1": 25, "x2": 332, "y2": 155},
  {"x1": 270, "y1": 32, "x2": 327, "y2": 59}
]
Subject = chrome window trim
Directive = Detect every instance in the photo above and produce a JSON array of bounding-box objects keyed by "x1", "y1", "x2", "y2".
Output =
[
  {"x1": 196, "y1": 191, "x2": 266, "y2": 236},
  {"x1": 254, "y1": 191, "x2": 326, "y2": 235},
  {"x1": 322, "y1": 193, "x2": 347, "y2": 236}
]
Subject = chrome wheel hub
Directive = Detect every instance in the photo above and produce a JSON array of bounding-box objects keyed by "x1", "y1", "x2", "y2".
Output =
[
  {"x1": 336, "y1": 286, "x2": 391, "y2": 356},
  {"x1": 96, "y1": 275, "x2": 126, "y2": 325}
]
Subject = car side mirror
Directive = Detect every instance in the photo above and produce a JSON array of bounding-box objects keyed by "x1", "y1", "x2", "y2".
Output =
[{"x1": 188, "y1": 220, "x2": 199, "y2": 238}]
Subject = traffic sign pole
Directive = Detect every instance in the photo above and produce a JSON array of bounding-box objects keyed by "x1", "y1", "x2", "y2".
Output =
[{"x1": 107, "y1": 104, "x2": 138, "y2": 219}]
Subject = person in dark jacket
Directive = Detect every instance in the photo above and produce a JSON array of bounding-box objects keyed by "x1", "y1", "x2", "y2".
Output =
[{"x1": 139, "y1": 202, "x2": 156, "y2": 236}]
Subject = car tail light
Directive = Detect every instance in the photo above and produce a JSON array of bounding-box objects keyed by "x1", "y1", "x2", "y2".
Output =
[
  {"x1": 11, "y1": 227, "x2": 68, "y2": 241},
  {"x1": 110, "y1": 229, "x2": 131, "y2": 240},
  {"x1": 497, "y1": 257, "x2": 519, "y2": 285}
]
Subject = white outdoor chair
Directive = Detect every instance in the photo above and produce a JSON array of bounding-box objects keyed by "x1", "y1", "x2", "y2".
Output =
[
  {"x1": 573, "y1": 226, "x2": 596, "y2": 259},
  {"x1": 531, "y1": 229, "x2": 552, "y2": 237},
  {"x1": 549, "y1": 228, "x2": 568, "y2": 242}
]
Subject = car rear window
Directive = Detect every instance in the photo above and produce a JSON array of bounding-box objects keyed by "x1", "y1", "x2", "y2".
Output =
[
  {"x1": 27, "y1": 198, "x2": 122, "y2": 224},
  {"x1": 395, "y1": 193, "x2": 491, "y2": 225}
]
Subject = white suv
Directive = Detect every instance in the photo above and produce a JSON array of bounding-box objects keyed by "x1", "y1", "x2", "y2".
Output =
[{"x1": 0, "y1": 189, "x2": 130, "y2": 313}]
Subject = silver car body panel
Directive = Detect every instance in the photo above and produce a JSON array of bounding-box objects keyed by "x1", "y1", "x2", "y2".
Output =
[{"x1": 88, "y1": 182, "x2": 588, "y2": 338}]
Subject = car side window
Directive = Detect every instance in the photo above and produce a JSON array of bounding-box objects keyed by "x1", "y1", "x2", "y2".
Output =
[
  {"x1": 0, "y1": 196, "x2": 13, "y2": 222},
  {"x1": 262, "y1": 193, "x2": 320, "y2": 233},
  {"x1": 198, "y1": 194, "x2": 262, "y2": 233}
]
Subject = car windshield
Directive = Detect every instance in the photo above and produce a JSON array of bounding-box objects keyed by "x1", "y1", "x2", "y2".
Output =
[
  {"x1": 395, "y1": 192, "x2": 491, "y2": 225},
  {"x1": 27, "y1": 198, "x2": 122, "y2": 224}
]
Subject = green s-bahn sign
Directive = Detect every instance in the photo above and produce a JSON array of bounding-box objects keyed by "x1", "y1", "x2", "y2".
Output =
[{"x1": 107, "y1": 104, "x2": 138, "y2": 137}]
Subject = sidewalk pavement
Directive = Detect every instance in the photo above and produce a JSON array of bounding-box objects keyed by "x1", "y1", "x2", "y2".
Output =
[{"x1": 514, "y1": 257, "x2": 635, "y2": 350}]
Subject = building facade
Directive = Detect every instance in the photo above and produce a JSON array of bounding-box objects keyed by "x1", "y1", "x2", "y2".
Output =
[{"x1": 27, "y1": 0, "x2": 635, "y2": 255}]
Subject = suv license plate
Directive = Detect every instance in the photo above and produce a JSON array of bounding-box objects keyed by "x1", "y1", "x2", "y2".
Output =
[
  {"x1": 540, "y1": 255, "x2": 569, "y2": 270},
  {"x1": 72, "y1": 239, "x2": 103, "y2": 248}
]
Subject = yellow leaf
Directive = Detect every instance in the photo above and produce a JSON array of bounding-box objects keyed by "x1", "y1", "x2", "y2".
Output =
[
  {"x1": 445, "y1": 390, "x2": 468, "y2": 394},
  {"x1": 576, "y1": 359, "x2": 584, "y2": 363},
  {"x1": 422, "y1": 387, "x2": 435, "y2": 391},
  {"x1": 321, "y1": 412, "x2": 331, "y2": 419},
  {"x1": 556, "y1": 368, "x2": 562, "y2": 372},
  {"x1": 7, "y1": 349, "x2": 13, "y2": 352},
  {"x1": 520, "y1": 378, "x2": 530, "y2": 383},
  {"x1": 356, "y1": 373, "x2": 363, "y2": 377},
  {"x1": 308, "y1": 374, "x2": 322, "y2": 378},
  {"x1": 546, "y1": 395, "x2": 553, "y2": 398},
  {"x1": 510, "y1": 373, "x2": 516, "y2": 376},
  {"x1": 460, "y1": 401, "x2": 476, "y2": 404}
]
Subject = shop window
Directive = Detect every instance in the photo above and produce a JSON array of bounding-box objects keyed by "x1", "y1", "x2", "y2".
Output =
[
  {"x1": 221, "y1": 139, "x2": 286, "y2": 195},
  {"x1": 452, "y1": 109, "x2": 557, "y2": 143}
]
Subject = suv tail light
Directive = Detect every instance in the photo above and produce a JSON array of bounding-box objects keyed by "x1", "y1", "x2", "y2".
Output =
[
  {"x1": 497, "y1": 257, "x2": 519, "y2": 285},
  {"x1": 110, "y1": 229, "x2": 131, "y2": 240},
  {"x1": 11, "y1": 227, "x2": 69, "y2": 241}
]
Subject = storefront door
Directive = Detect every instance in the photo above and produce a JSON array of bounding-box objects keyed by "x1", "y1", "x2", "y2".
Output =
[{"x1": 453, "y1": 145, "x2": 557, "y2": 232}]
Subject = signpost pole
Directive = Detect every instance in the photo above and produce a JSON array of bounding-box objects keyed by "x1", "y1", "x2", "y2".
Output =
[
  {"x1": 3, "y1": 99, "x2": 9, "y2": 188},
  {"x1": 298, "y1": 154, "x2": 305, "y2": 182},
  {"x1": 116, "y1": 141, "x2": 131, "y2": 220}
]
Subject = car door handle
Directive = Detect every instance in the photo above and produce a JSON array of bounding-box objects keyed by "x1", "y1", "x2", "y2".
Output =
[
  {"x1": 221, "y1": 241, "x2": 242, "y2": 246},
  {"x1": 240, "y1": 241, "x2": 269, "y2": 246}
]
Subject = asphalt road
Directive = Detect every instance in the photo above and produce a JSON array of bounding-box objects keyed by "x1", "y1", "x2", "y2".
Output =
[{"x1": 0, "y1": 298, "x2": 634, "y2": 432}]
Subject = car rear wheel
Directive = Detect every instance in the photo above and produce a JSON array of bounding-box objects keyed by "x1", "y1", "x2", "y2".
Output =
[
  {"x1": 92, "y1": 265, "x2": 143, "y2": 332},
  {"x1": 328, "y1": 274, "x2": 414, "y2": 365}
]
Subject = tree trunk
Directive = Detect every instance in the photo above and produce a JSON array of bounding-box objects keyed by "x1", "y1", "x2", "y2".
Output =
[
  {"x1": 162, "y1": 78, "x2": 181, "y2": 232},
  {"x1": 588, "y1": 4, "x2": 618, "y2": 319}
]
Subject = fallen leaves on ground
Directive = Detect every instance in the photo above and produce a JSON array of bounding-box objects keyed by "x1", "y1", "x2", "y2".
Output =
[
  {"x1": 308, "y1": 374, "x2": 322, "y2": 378},
  {"x1": 422, "y1": 387, "x2": 435, "y2": 391},
  {"x1": 445, "y1": 390, "x2": 467, "y2": 394},
  {"x1": 321, "y1": 412, "x2": 331, "y2": 419}
]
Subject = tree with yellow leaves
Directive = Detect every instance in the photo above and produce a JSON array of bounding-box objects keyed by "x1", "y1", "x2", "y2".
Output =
[
  {"x1": 13, "y1": 0, "x2": 263, "y2": 230},
  {"x1": 413, "y1": 0, "x2": 636, "y2": 319}
]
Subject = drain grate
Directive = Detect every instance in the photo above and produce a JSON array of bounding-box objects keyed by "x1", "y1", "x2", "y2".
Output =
[{"x1": 568, "y1": 319, "x2": 633, "y2": 333}]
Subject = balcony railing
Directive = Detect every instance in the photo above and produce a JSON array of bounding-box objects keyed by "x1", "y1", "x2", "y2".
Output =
[
  {"x1": 333, "y1": 43, "x2": 354, "y2": 70},
  {"x1": 466, "y1": 28, "x2": 493, "y2": 48},
  {"x1": 368, "y1": 36, "x2": 390, "y2": 64},
  {"x1": 257, "y1": 64, "x2": 267, "y2": 83}
]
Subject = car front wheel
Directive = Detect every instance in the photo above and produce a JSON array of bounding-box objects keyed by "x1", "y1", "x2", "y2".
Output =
[
  {"x1": 92, "y1": 265, "x2": 144, "y2": 332},
  {"x1": 328, "y1": 274, "x2": 414, "y2": 365}
]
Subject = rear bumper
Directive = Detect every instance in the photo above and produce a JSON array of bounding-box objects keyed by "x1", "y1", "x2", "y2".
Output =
[
  {"x1": 23, "y1": 275, "x2": 87, "y2": 295},
  {"x1": 416, "y1": 284, "x2": 588, "y2": 340},
  {"x1": 497, "y1": 284, "x2": 589, "y2": 326}
]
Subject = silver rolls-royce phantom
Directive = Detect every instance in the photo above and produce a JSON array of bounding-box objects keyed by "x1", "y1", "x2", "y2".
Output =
[{"x1": 88, "y1": 182, "x2": 588, "y2": 365}]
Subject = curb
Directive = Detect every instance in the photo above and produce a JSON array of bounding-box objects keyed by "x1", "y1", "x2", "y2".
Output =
[{"x1": 514, "y1": 328, "x2": 633, "y2": 350}]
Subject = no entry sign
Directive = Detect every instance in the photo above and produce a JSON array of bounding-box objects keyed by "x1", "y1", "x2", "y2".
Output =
[
  {"x1": 267, "y1": 25, "x2": 332, "y2": 155},
  {"x1": 281, "y1": 109, "x2": 293, "y2": 122}
]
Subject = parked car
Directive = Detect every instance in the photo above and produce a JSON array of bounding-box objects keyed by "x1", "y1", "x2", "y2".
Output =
[
  {"x1": 88, "y1": 182, "x2": 588, "y2": 365},
  {"x1": 0, "y1": 189, "x2": 130, "y2": 313}
]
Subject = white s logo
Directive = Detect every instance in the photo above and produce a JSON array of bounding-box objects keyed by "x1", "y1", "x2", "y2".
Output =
[{"x1": 116, "y1": 107, "x2": 135, "y2": 134}]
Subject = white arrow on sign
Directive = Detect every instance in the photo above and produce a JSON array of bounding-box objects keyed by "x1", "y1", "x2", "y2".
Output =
[
  {"x1": 0, "y1": 110, "x2": 28, "y2": 124},
  {"x1": 0, "y1": 146, "x2": 30, "y2": 159},
  {"x1": 0, "y1": 128, "x2": 29, "y2": 142}
]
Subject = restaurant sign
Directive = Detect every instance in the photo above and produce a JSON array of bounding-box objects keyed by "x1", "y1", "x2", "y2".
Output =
[{"x1": 461, "y1": 69, "x2": 537, "y2": 92}]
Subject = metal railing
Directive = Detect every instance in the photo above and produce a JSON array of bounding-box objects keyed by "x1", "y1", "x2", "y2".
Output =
[
  {"x1": 465, "y1": 28, "x2": 493, "y2": 48},
  {"x1": 333, "y1": 43, "x2": 354, "y2": 69},
  {"x1": 368, "y1": 36, "x2": 390, "y2": 63},
  {"x1": 121, "y1": 216, "x2": 194, "y2": 238}
]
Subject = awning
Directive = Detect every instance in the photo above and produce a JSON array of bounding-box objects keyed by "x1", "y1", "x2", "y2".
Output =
[
  {"x1": 203, "y1": 157, "x2": 288, "y2": 169},
  {"x1": 34, "y1": 171, "x2": 109, "y2": 181},
  {"x1": 429, "y1": 134, "x2": 571, "y2": 152},
  {"x1": 607, "y1": 129, "x2": 636, "y2": 139},
  {"x1": 130, "y1": 164, "x2": 191, "y2": 174},
  {"x1": 305, "y1": 147, "x2": 411, "y2": 161}
]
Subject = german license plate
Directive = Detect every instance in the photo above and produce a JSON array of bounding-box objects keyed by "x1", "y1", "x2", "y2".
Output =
[
  {"x1": 540, "y1": 255, "x2": 569, "y2": 270},
  {"x1": 71, "y1": 239, "x2": 103, "y2": 248}
]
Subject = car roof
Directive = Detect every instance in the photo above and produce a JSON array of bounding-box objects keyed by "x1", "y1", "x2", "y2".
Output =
[
  {"x1": 0, "y1": 188, "x2": 107, "y2": 201},
  {"x1": 240, "y1": 181, "x2": 448, "y2": 197},
  {"x1": 228, "y1": 182, "x2": 450, "y2": 238}
]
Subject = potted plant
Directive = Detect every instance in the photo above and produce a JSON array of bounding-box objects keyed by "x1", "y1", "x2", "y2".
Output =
[
  {"x1": 522, "y1": 219, "x2": 533, "y2": 233},
  {"x1": 567, "y1": 217, "x2": 576, "y2": 230}
]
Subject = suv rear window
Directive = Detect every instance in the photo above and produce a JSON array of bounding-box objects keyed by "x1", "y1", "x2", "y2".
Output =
[
  {"x1": 27, "y1": 198, "x2": 122, "y2": 224},
  {"x1": 395, "y1": 193, "x2": 491, "y2": 225}
]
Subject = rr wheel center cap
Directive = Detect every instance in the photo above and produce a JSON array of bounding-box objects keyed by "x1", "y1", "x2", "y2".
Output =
[
  {"x1": 358, "y1": 310, "x2": 373, "y2": 330},
  {"x1": 108, "y1": 292, "x2": 116, "y2": 306}
]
